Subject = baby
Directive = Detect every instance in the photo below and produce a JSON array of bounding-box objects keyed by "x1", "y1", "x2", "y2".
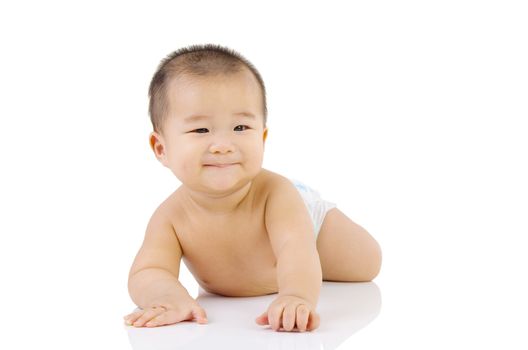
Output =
[{"x1": 124, "y1": 44, "x2": 382, "y2": 332}]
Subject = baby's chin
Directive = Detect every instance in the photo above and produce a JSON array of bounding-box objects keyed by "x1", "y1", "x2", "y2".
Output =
[{"x1": 200, "y1": 175, "x2": 250, "y2": 193}]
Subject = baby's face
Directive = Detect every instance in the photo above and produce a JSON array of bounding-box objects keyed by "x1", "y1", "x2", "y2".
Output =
[{"x1": 151, "y1": 70, "x2": 267, "y2": 195}]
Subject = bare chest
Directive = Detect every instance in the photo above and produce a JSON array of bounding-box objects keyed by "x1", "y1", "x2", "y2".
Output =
[{"x1": 175, "y1": 212, "x2": 278, "y2": 297}]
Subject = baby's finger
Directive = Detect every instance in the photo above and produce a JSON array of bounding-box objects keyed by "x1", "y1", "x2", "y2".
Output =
[
  {"x1": 282, "y1": 304, "x2": 297, "y2": 331},
  {"x1": 145, "y1": 310, "x2": 171, "y2": 327},
  {"x1": 133, "y1": 307, "x2": 166, "y2": 327},
  {"x1": 268, "y1": 306, "x2": 284, "y2": 331},
  {"x1": 191, "y1": 305, "x2": 208, "y2": 324},
  {"x1": 124, "y1": 310, "x2": 145, "y2": 325},
  {"x1": 306, "y1": 311, "x2": 321, "y2": 331},
  {"x1": 295, "y1": 305, "x2": 310, "y2": 332},
  {"x1": 124, "y1": 310, "x2": 144, "y2": 319},
  {"x1": 255, "y1": 311, "x2": 269, "y2": 325}
]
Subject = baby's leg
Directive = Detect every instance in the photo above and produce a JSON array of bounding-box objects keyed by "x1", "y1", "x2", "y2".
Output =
[{"x1": 316, "y1": 208, "x2": 382, "y2": 282}]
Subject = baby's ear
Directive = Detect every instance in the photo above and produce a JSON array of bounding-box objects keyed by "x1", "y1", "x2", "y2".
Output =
[{"x1": 149, "y1": 131, "x2": 166, "y2": 162}]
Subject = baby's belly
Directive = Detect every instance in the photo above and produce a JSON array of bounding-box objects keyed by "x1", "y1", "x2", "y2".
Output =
[{"x1": 183, "y1": 257, "x2": 279, "y2": 297}]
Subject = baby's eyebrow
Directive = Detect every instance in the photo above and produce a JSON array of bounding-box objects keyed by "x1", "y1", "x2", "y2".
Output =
[
  {"x1": 183, "y1": 112, "x2": 255, "y2": 123},
  {"x1": 234, "y1": 112, "x2": 256, "y2": 119}
]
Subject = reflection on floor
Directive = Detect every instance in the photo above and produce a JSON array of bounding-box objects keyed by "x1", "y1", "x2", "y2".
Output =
[{"x1": 125, "y1": 281, "x2": 381, "y2": 350}]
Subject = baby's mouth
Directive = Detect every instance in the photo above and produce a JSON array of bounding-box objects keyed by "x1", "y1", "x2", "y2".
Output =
[{"x1": 204, "y1": 163, "x2": 238, "y2": 168}]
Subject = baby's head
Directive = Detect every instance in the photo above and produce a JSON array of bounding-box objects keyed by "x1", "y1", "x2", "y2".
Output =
[{"x1": 148, "y1": 44, "x2": 269, "y2": 194}]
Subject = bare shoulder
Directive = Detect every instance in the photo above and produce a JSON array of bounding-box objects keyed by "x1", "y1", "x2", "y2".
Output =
[
  {"x1": 154, "y1": 189, "x2": 180, "y2": 217},
  {"x1": 256, "y1": 169, "x2": 303, "y2": 214},
  {"x1": 254, "y1": 168, "x2": 293, "y2": 195},
  {"x1": 142, "y1": 193, "x2": 180, "y2": 242},
  {"x1": 151, "y1": 187, "x2": 187, "y2": 233}
]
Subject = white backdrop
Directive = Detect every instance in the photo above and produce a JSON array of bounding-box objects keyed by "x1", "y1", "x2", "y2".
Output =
[{"x1": 1, "y1": 1, "x2": 527, "y2": 349}]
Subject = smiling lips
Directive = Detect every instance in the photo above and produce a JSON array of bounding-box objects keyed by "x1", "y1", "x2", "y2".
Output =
[{"x1": 204, "y1": 163, "x2": 238, "y2": 168}]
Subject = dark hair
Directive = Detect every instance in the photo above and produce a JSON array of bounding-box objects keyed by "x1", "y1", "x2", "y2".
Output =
[{"x1": 148, "y1": 44, "x2": 267, "y2": 135}]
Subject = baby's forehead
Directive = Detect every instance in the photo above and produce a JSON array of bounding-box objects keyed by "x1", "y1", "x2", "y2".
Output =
[
  {"x1": 165, "y1": 69, "x2": 265, "y2": 125},
  {"x1": 169, "y1": 69, "x2": 255, "y2": 89},
  {"x1": 168, "y1": 70, "x2": 262, "y2": 105}
]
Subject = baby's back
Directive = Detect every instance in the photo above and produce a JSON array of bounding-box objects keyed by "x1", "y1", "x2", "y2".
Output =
[{"x1": 165, "y1": 169, "x2": 281, "y2": 297}]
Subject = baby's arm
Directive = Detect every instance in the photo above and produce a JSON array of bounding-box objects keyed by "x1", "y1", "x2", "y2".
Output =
[
  {"x1": 125, "y1": 206, "x2": 207, "y2": 327},
  {"x1": 257, "y1": 177, "x2": 322, "y2": 331}
]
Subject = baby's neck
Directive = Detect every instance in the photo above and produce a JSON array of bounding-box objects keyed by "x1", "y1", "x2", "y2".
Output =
[{"x1": 181, "y1": 181, "x2": 252, "y2": 216}]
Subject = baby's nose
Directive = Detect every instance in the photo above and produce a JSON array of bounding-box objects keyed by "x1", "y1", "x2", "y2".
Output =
[{"x1": 209, "y1": 138, "x2": 235, "y2": 154}]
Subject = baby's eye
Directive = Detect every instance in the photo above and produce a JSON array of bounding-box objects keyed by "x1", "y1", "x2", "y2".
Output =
[
  {"x1": 234, "y1": 125, "x2": 250, "y2": 131},
  {"x1": 191, "y1": 128, "x2": 209, "y2": 133}
]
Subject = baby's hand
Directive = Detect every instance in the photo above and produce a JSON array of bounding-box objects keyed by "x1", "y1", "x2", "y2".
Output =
[
  {"x1": 123, "y1": 300, "x2": 208, "y2": 328},
  {"x1": 255, "y1": 295, "x2": 320, "y2": 332}
]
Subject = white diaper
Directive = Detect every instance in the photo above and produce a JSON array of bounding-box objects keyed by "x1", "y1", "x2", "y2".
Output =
[{"x1": 289, "y1": 179, "x2": 337, "y2": 236}]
